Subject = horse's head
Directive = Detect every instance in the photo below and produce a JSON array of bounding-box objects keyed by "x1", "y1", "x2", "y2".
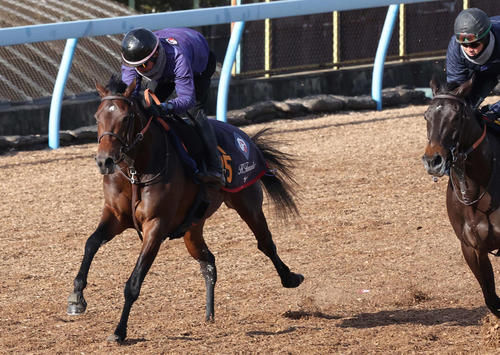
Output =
[
  {"x1": 422, "y1": 77, "x2": 476, "y2": 177},
  {"x1": 94, "y1": 76, "x2": 141, "y2": 175}
]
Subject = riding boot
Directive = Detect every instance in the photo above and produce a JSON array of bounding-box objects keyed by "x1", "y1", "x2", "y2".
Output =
[{"x1": 191, "y1": 109, "x2": 225, "y2": 186}]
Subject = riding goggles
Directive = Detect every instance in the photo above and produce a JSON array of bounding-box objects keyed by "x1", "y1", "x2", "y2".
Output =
[{"x1": 455, "y1": 24, "x2": 491, "y2": 43}]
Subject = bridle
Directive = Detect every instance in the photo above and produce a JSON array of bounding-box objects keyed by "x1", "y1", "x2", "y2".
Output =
[
  {"x1": 98, "y1": 95, "x2": 153, "y2": 169},
  {"x1": 432, "y1": 94, "x2": 488, "y2": 205},
  {"x1": 97, "y1": 95, "x2": 166, "y2": 185}
]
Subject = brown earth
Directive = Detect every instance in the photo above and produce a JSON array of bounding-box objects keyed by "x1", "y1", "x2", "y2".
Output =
[{"x1": 2, "y1": 100, "x2": 500, "y2": 354}]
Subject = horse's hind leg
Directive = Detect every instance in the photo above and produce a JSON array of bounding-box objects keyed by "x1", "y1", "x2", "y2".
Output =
[
  {"x1": 184, "y1": 223, "x2": 217, "y2": 321},
  {"x1": 67, "y1": 209, "x2": 125, "y2": 315},
  {"x1": 461, "y1": 243, "x2": 500, "y2": 316},
  {"x1": 229, "y1": 183, "x2": 304, "y2": 288}
]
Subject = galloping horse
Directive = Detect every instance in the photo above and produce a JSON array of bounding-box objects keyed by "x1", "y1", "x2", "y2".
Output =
[
  {"x1": 67, "y1": 76, "x2": 304, "y2": 342},
  {"x1": 422, "y1": 77, "x2": 500, "y2": 317}
]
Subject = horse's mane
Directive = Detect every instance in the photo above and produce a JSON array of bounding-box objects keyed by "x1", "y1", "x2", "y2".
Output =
[
  {"x1": 433, "y1": 79, "x2": 461, "y2": 95},
  {"x1": 106, "y1": 75, "x2": 128, "y2": 95},
  {"x1": 442, "y1": 81, "x2": 461, "y2": 94}
]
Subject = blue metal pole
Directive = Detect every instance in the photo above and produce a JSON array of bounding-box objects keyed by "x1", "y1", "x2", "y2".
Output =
[
  {"x1": 48, "y1": 38, "x2": 78, "y2": 149},
  {"x1": 216, "y1": 21, "x2": 245, "y2": 122},
  {"x1": 371, "y1": 4, "x2": 399, "y2": 111}
]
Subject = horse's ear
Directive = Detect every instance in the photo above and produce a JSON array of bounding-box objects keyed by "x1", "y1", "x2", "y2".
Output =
[
  {"x1": 95, "y1": 82, "x2": 107, "y2": 98},
  {"x1": 453, "y1": 75, "x2": 474, "y2": 99},
  {"x1": 429, "y1": 76, "x2": 440, "y2": 96},
  {"x1": 123, "y1": 79, "x2": 137, "y2": 99}
]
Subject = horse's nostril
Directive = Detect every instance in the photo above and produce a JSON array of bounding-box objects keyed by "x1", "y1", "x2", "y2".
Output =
[
  {"x1": 104, "y1": 157, "x2": 114, "y2": 168},
  {"x1": 432, "y1": 155, "x2": 442, "y2": 167}
]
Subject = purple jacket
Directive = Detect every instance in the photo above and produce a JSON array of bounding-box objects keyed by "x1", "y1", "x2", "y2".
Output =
[{"x1": 121, "y1": 28, "x2": 210, "y2": 114}]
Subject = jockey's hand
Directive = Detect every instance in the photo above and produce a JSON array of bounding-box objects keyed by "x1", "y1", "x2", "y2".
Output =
[
  {"x1": 147, "y1": 102, "x2": 167, "y2": 118},
  {"x1": 481, "y1": 110, "x2": 498, "y2": 122}
]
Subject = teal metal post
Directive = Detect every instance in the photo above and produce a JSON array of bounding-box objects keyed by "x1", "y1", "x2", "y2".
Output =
[
  {"x1": 371, "y1": 4, "x2": 399, "y2": 110},
  {"x1": 48, "y1": 38, "x2": 78, "y2": 149},
  {"x1": 216, "y1": 21, "x2": 245, "y2": 122}
]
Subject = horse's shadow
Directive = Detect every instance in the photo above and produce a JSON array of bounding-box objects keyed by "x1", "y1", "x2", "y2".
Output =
[
  {"x1": 337, "y1": 306, "x2": 487, "y2": 329},
  {"x1": 279, "y1": 306, "x2": 487, "y2": 329},
  {"x1": 118, "y1": 337, "x2": 148, "y2": 345}
]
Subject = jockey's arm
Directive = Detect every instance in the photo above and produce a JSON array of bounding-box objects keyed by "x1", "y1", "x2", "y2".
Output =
[{"x1": 166, "y1": 52, "x2": 196, "y2": 114}]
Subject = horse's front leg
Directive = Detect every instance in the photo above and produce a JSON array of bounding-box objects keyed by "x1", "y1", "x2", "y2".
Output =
[
  {"x1": 108, "y1": 221, "x2": 163, "y2": 342},
  {"x1": 461, "y1": 242, "x2": 500, "y2": 316},
  {"x1": 67, "y1": 208, "x2": 126, "y2": 315}
]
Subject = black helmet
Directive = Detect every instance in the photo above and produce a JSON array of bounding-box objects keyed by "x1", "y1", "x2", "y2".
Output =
[
  {"x1": 121, "y1": 28, "x2": 159, "y2": 66},
  {"x1": 454, "y1": 8, "x2": 491, "y2": 44}
]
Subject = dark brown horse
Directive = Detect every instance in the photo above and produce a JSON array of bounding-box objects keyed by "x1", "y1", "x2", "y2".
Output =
[
  {"x1": 67, "y1": 76, "x2": 304, "y2": 342},
  {"x1": 422, "y1": 77, "x2": 500, "y2": 317}
]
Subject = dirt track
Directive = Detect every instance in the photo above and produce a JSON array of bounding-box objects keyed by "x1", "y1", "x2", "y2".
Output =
[{"x1": 2, "y1": 100, "x2": 500, "y2": 354}]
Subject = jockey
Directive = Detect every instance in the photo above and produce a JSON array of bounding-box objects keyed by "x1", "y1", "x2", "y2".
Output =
[
  {"x1": 446, "y1": 8, "x2": 500, "y2": 121},
  {"x1": 121, "y1": 27, "x2": 224, "y2": 186}
]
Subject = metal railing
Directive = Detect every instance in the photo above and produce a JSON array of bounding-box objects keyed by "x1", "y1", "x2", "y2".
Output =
[{"x1": 0, "y1": 0, "x2": 440, "y2": 148}]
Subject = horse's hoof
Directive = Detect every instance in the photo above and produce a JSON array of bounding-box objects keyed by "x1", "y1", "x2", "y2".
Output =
[
  {"x1": 67, "y1": 293, "x2": 87, "y2": 315},
  {"x1": 107, "y1": 333, "x2": 124, "y2": 343},
  {"x1": 282, "y1": 272, "x2": 304, "y2": 288}
]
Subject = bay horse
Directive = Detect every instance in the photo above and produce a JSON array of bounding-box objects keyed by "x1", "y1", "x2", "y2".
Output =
[
  {"x1": 67, "y1": 76, "x2": 304, "y2": 342},
  {"x1": 422, "y1": 77, "x2": 500, "y2": 317}
]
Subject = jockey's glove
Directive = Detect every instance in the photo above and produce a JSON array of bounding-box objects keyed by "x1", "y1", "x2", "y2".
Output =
[
  {"x1": 147, "y1": 101, "x2": 168, "y2": 118},
  {"x1": 482, "y1": 110, "x2": 498, "y2": 122}
]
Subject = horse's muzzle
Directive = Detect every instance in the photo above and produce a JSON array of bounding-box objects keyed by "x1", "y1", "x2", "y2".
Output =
[
  {"x1": 422, "y1": 153, "x2": 448, "y2": 177},
  {"x1": 95, "y1": 154, "x2": 117, "y2": 175}
]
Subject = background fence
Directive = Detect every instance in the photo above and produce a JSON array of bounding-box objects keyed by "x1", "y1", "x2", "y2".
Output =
[
  {"x1": 1, "y1": 0, "x2": 500, "y2": 105},
  {"x1": 237, "y1": 0, "x2": 499, "y2": 76}
]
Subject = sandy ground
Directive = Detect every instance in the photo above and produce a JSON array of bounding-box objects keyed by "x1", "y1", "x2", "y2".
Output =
[{"x1": 2, "y1": 100, "x2": 500, "y2": 354}]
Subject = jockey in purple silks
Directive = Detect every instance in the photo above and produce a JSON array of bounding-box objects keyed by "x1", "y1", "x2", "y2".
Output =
[
  {"x1": 121, "y1": 27, "x2": 224, "y2": 186},
  {"x1": 446, "y1": 8, "x2": 500, "y2": 122}
]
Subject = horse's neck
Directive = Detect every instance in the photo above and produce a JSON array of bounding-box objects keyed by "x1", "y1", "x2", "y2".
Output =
[
  {"x1": 461, "y1": 118, "x2": 493, "y2": 186},
  {"x1": 134, "y1": 121, "x2": 170, "y2": 175}
]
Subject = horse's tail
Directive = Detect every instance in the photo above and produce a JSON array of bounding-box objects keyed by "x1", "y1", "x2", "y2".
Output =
[{"x1": 251, "y1": 129, "x2": 299, "y2": 219}]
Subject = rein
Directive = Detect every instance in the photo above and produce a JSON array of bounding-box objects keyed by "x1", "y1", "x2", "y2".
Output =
[{"x1": 433, "y1": 94, "x2": 488, "y2": 206}]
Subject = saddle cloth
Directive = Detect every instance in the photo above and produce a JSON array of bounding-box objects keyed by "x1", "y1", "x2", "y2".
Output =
[
  {"x1": 211, "y1": 119, "x2": 267, "y2": 192},
  {"x1": 165, "y1": 117, "x2": 267, "y2": 192}
]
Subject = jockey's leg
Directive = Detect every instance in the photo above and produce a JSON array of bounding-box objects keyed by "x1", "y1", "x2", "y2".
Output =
[{"x1": 190, "y1": 107, "x2": 225, "y2": 186}]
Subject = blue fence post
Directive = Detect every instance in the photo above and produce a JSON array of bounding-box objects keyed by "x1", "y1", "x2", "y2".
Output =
[
  {"x1": 216, "y1": 21, "x2": 245, "y2": 122},
  {"x1": 371, "y1": 4, "x2": 399, "y2": 111},
  {"x1": 48, "y1": 38, "x2": 78, "y2": 149}
]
